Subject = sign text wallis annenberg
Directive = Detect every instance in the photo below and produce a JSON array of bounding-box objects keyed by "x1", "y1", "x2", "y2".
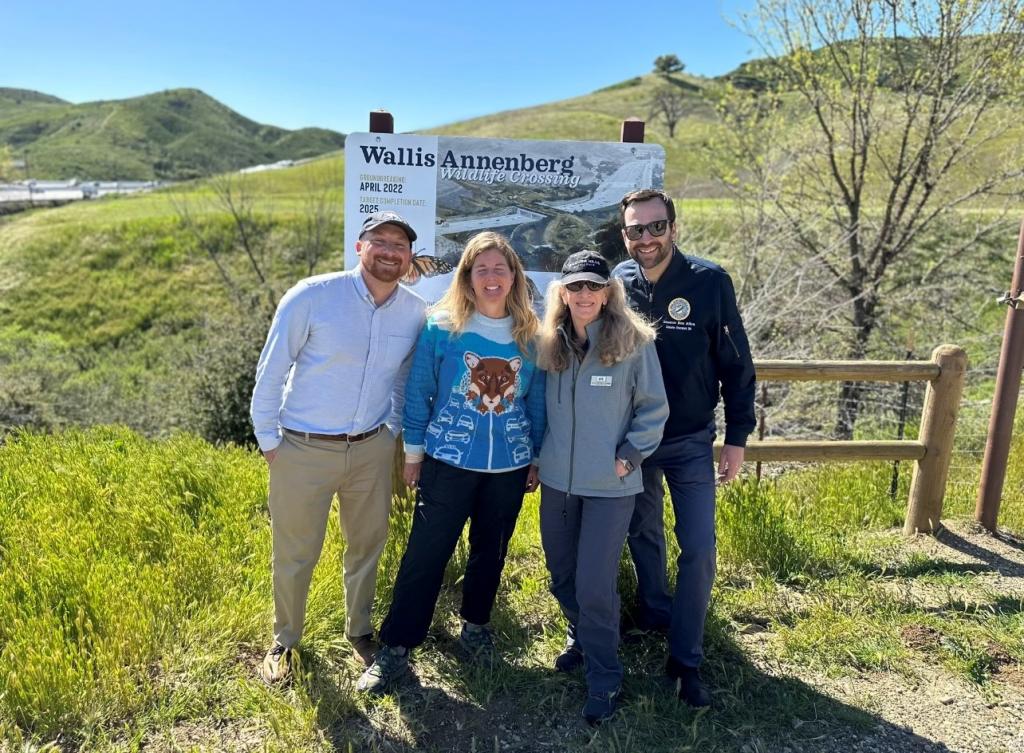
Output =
[{"x1": 344, "y1": 133, "x2": 664, "y2": 303}]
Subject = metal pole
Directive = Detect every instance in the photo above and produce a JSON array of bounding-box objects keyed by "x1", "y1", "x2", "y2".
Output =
[{"x1": 976, "y1": 219, "x2": 1024, "y2": 531}]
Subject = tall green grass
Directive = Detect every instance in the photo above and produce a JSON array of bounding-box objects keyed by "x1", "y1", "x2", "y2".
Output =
[
  {"x1": 2, "y1": 428, "x2": 1021, "y2": 750},
  {"x1": 0, "y1": 427, "x2": 269, "y2": 738}
]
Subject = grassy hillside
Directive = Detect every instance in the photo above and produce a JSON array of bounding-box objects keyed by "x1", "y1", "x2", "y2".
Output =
[
  {"x1": 0, "y1": 88, "x2": 346, "y2": 180},
  {"x1": 430, "y1": 73, "x2": 721, "y2": 197}
]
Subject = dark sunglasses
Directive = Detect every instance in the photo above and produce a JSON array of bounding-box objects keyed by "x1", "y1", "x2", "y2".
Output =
[
  {"x1": 623, "y1": 219, "x2": 669, "y2": 240},
  {"x1": 564, "y1": 280, "x2": 607, "y2": 293}
]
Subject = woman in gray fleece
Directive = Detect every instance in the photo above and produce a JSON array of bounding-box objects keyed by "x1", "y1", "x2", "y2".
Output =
[{"x1": 536, "y1": 250, "x2": 668, "y2": 726}]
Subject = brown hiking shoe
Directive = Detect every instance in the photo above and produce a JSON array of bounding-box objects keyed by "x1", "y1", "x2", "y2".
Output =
[
  {"x1": 349, "y1": 633, "x2": 378, "y2": 667},
  {"x1": 259, "y1": 642, "x2": 293, "y2": 684}
]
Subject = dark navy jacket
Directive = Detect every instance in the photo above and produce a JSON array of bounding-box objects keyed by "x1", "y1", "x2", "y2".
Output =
[{"x1": 613, "y1": 249, "x2": 756, "y2": 446}]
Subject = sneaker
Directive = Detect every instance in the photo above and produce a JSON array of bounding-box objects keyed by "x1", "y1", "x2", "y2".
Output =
[
  {"x1": 554, "y1": 644, "x2": 584, "y2": 673},
  {"x1": 667, "y1": 657, "x2": 711, "y2": 708},
  {"x1": 349, "y1": 633, "x2": 378, "y2": 667},
  {"x1": 356, "y1": 645, "x2": 408, "y2": 695},
  {"x1": 459, "y1": 622, "x2": 497, "y2": 663},
  {"x1": 259, "y1": 642, "x2": 293, "y2": 684},
  {"x1": 582, "y1": 688, "x2": 619, "y2": 726}
]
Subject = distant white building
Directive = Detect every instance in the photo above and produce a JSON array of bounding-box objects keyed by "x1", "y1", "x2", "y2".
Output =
[
  {"x1": 239, "y1": 159, "x2": 295, "y2": 174},
  {"x1": 0, "y1": 178, "x2": 166, "y2": 208}
]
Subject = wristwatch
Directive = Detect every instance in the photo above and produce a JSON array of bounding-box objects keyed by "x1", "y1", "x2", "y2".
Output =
[{"x1": 617, "y1": 457, "x2": 635, "y2": 473}]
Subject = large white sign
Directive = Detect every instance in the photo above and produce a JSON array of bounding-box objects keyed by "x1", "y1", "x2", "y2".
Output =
[{"x1": 344, "y1": 133, "x2": 665, "y2": 303}]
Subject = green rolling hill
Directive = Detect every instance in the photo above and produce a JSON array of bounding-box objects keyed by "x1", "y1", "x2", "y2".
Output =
[{"x1": 0, "y1": 87, "x2": 346, "y2": 180}]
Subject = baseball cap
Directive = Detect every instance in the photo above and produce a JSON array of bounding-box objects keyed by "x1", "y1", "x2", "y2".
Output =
[
  {"x1": 360, "y1": 211, "x2": 417, "y2": 243},
  {"x1": 561, "y1": 250, "x2": 610, "y2": 285}
]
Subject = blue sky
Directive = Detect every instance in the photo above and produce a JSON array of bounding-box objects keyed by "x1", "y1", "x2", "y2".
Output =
[{"x1": 6, "y1": 0, "x2": 757, "y2": 134}]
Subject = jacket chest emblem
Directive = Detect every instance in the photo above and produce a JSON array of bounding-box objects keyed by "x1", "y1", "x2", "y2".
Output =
[
  {"x1": 590, "y1": 375, "x2": 613, "y2": 387},
  {"x1": 667, "y1": 297, "x2": 691, "y2": 321}
]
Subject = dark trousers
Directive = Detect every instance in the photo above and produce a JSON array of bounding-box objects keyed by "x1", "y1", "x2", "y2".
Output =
[
  {"x1": 379, "y1": 456, "x2": 529, "y2": 649},
  {"x1": 627, "y1": 427, "x2": 717, "y2": 667},
  {"x1": 540, "y1": 485, "x2": 634, "y2": 695}
]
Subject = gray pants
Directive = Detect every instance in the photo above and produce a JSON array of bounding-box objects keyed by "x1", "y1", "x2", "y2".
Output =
[{"x1": 539, "y1": 484, "x2": 634, "y2": 695}]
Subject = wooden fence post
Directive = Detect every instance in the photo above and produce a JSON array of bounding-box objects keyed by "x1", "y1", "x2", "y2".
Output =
[
  {"x1": 620, "y1": 118, "x2": 645, "y2": 143},
  {"x1": 369, "y1": 110, "x2": 394, "y2": 134},
  {"x1": 904, "y1": 344, "x2": 968, "y2": 534}
]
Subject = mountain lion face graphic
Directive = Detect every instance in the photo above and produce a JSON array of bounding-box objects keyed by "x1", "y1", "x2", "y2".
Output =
[{"x1": 464, "y1": 352, "x2": 521, "y2": 415}]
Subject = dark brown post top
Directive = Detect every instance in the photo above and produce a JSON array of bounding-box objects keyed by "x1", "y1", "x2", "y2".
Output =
[
  {"x1": 369, "y1": 111, "x2": 394, "y2": 134},
  {"x1": 621, "y1": 118, "x2": 646, "y2": 143}
]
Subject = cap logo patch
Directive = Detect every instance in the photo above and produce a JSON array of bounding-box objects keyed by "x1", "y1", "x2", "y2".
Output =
[{"x1": 667, "y1": 297, "x2": 691, "y2": 321}]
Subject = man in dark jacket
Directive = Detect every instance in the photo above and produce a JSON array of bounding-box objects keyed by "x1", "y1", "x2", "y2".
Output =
[{"x1": 613, "y1": 188, "x2": 756, "y2": 707}]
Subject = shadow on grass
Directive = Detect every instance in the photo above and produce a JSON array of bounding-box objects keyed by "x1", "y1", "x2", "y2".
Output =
[
  {"x1": 919, "y1": 594, "x2": 1024, "y2": 618},
  {"x1": 855, "y1": 557, "x2": 994, "y2": 578},
  {"x1": 994, "y1": 529, "x2": 1024, "y2": 553},
  {"x1": 936, "y1": 527, "x2": 1024, "y2": 577},
  {"x1": 300, "y1": 615, "x2": 956, "y2": 753}
]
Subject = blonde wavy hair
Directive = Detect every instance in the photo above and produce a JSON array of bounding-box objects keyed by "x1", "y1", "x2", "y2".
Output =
[
  {"x1": 537, "y1": 276, "x2": 656, "y2": 372},
  {"x1": 431, "y1": 231, "x2": 538, "y2": 354}
]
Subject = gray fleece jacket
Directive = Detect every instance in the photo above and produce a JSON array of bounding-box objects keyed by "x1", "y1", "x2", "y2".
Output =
[{"x1": 538, "y1": 318, "x2": 669, "y2": 497}]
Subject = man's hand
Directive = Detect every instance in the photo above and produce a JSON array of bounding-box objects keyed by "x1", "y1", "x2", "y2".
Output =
[
  {"x1": 717, "y1": 444, "x2": 745, "y2": 485},
  {"x1": 263, "y1": 449, "x2": 278, "y2": 466},
  {"x1": 615, "y1": 459, "x2": 630, "y2": 478},
  {"x1": 403, "y1": 460, "x2": 422, "y2": 489},
  {"x1": 525, "y1": 465, "x2": 540, "y2": 493}
]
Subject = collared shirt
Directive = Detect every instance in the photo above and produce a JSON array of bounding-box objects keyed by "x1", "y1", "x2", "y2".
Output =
[{"x1": 250, "y1": 267, "x2": 426, "y2": 452}]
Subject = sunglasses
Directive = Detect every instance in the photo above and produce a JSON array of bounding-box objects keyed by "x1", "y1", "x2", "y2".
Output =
[
  {"x1": 564, "y1": 280, "x2": 607, "y2": 293},
  {"x1": 623, "y1": 219, "x2": 669, "y2": 241}
]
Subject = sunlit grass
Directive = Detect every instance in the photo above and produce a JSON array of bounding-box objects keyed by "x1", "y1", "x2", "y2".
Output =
[{"x1": 2, "y1": 427, "x2": 1021, "y2": 750}]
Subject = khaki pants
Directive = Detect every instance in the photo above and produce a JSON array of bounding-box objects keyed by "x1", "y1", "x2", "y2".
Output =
[{"x1": 268, "y1": 428, "x2": 394, "y2": 646}]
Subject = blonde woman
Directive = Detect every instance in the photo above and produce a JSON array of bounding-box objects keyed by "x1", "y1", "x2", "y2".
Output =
[
  {"x1": 358, "y1": 232, "x2": 545, "y2": 694},
  {"x1": 536, "y1": 250, "x2": 668, "y2": 725}
]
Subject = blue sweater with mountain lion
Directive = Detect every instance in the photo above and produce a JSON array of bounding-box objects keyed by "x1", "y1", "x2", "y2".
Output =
[{"x1": 402, "y1": 311, "x2": 546, "y2": 472}]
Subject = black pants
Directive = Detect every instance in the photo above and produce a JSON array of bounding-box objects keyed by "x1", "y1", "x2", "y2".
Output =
[{"x1": 379, "y1": 456, "x2": 529, "y2": 649}]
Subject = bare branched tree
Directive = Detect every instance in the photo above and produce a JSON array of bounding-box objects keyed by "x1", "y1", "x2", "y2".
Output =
[
  {"x1": 170, "y1": 173, "x2": 279, "y2": 319},
  {"x1": 714, "y1": 0, "x2": 1024, "y2": 437},
  {"x1": 649, "y1": 83, "x2": 689, "y2": 138},
  {"x1": 169, "y1": 173, "x2": 287, "y2": 444},
  {"x1": 288, "y1": 160, "x2": 342, "y2": 277}
]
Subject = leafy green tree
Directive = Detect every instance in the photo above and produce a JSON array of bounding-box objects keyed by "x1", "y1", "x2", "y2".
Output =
[
  {"x1": 653, "y1": 54, "x2": 685, "y2": 75},
  {"x1": 714, "y1": 0, "x2": 1024, "y2": 437}
]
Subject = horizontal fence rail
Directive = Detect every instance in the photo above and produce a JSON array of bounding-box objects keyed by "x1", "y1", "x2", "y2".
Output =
[
  {"x1": 753, "y1": 360, "x2": 941, "y2": 382},
  {"x1": 714, "y1": 440, "x2": 927, "y2": 462},
  {"x1": 716, "y1": 345, "x2": 968, "y2": 536}
]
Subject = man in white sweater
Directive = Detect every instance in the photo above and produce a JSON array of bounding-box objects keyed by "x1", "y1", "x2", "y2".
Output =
[{"x1": 250, "y1": 211, "x2": 427, "y2": 683}]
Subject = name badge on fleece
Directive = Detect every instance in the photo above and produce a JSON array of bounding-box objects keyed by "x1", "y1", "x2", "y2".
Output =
[{"x1": 591, "y1": 375, "x2": 613, "y2": 387}]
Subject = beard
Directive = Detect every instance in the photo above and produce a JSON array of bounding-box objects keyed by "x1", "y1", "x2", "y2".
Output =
[
  {"x1": 628, "y1": 238, "x2": 672, "y2": 270},
  {"x1": 364, "y1": 255, "x2": 407, "y2": 284}
]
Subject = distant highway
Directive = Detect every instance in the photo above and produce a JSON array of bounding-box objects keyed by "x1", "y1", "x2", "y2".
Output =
[
  {"x1": 437, "y1": 207, "x2": 547, "y2": 234},
  {"x1": 542, "y1": 159, "x2": 655, "y2": 213},
  {"x1": 0, "y1": 180, "x2": 165, "y2": 207}
]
